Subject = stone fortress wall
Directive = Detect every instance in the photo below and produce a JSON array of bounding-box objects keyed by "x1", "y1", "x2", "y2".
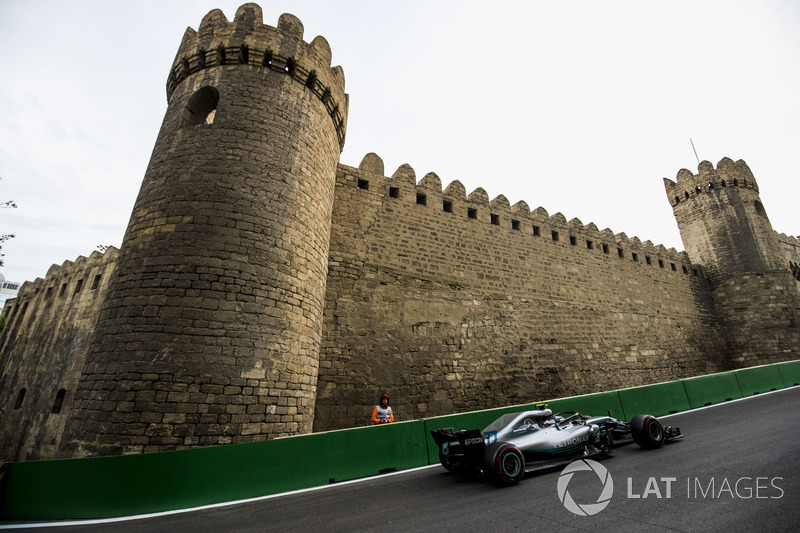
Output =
[
  {"x1": 2, "y1": 155, "x2": 796, "y2": 458},
  {"x1": 57, "y1": 4, "x2": 349, "y2": 459},
  {"x1": 0, "y1": 3, "x2": 798, "y2": 460},
  {"x1": 664, "y1": 159, "x2": 800, "y2": 364},
  {"x1": 314, "y1": 157, "x2": 731, "y2": 430},
  {"x1": 778, "y1": 233, "x2": 800, "y2": 281},
  {"x1": 0, "y1": 249, "x2": 117, "y2": 460}
]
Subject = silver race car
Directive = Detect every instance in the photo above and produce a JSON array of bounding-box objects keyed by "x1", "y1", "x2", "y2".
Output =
[{"x1": 430, "y1": 404, "x2": 682, "y2": 486}]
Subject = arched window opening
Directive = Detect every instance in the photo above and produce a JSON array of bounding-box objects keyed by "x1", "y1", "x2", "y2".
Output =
[
  {"x1": 183, "y1": 86, "x2": 219, "y2": 126},
  {"x1": 13, "y1": 388, "x2": 26, "y2": 409},
  {"x1": 754, "y1": 200, "x2": 767, "y2": 218},
  {"x1": 51, "y1": 388, "x2": 67, "y2": 414}
]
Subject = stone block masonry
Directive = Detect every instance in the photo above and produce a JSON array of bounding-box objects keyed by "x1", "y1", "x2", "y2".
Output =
[
  {"x1": 57, "y1": 4, "x2": 347, "y2": 458},
  {"x1": 0, "y1": 250, "x2": 117, "y2": 460},
  {"x1": 314, "y1": 157, "x2": 731, "y2": 431},
  {"x1": 665, "y1": 158, "x2": 800, "y2": 366},
  {"x1": 0, "y1": 3, "x2": 798, "y2": 460},
  {"x1": 778, "y1": 233, "x2": 800, "y2": 284}
]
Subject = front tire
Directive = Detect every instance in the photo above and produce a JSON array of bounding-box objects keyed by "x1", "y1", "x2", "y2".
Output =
[
  {"x1": 483, "y1": 443, "x2": 525, "y2": 486},
  {"x1": 631, "y1": 415, "x2": 665, "y2": 449}
]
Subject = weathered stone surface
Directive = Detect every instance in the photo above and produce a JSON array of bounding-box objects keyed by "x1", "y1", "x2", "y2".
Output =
[
  {"x1": 0, "y1": 4, "x2": 798, "y2": 461},
  {"x1": 665, "y1": 159, "x2": 800, "y2": 365},
  {"x1": 55, "y1": 4, "x2": 344, "y2": 458},
  {"x1": 0, "y1": 250, "x2": 117, "y2": 460}
]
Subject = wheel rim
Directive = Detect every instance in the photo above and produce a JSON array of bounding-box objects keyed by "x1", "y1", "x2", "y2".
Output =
[
  {"x1": 502, "y1": 451, "x2": 522, "y2": 477},
  {"x1": 647, "y1": 420, "x2": 663, "y2": 441}
]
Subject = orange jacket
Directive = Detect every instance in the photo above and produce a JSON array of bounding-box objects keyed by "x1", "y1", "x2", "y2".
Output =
[{"x1": 372, "y1": 405, "x2": 394, "y2": 424}]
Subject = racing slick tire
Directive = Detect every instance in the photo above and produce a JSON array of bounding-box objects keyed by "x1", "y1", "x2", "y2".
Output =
[
  {"x1": 483, "y1": 443, "x2": 525, "y2": 486},
  {"x1": 631, "y1": 414, "x2": 665, "y2": 449}
]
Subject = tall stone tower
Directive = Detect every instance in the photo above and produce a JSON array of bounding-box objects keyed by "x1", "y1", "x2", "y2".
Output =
[
  {"x1": 664, "y1": 158, "x2": 800, "y2": 365},
  {"x1": 59, "y1": 3, "x2": 347, "y2": 457}
]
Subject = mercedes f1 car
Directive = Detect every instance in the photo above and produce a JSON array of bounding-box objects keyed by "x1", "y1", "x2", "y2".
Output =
[{"x1": 430, "y1": 405, "x2": 682, "y2": 486}]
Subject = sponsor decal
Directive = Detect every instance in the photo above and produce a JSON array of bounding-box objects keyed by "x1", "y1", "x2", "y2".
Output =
[{"x1": 556, "y1": 435, "x2": 589, "y2": 448}]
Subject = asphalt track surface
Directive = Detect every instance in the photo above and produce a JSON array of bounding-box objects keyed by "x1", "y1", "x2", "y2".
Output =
[{"x1": 9, "y1": 386, "x2": 800, "y2": 532}]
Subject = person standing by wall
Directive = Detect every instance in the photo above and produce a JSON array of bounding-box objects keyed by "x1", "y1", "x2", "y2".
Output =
[{"x1": 371, "y1": 393, "x2": 394, "y2": 424}]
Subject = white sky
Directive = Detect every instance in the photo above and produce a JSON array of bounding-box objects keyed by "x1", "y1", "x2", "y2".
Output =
[{"x1": 1, "y1": 0, "x2": 798, "y2": 286}]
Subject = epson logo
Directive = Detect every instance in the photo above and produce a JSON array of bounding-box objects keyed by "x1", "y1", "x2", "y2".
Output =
[{"x1": 464, "y1": 437, "x2": 483, "y2": 445}]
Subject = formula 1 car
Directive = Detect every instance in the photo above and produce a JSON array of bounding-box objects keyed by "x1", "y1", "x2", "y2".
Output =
[{"x1": 430, "y1": 405, "x2": 682, "y2": 486}]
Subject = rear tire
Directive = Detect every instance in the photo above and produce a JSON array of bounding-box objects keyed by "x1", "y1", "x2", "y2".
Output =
[
  {"x1": 631, "y1": 415, "x2": 664, "y2": 449},
  {"x1": 483, "y1": 443, "x2": 525, "y2": 486},
  {"x1": 439, "y1": 450, "x2": 453, "y2": 471}
]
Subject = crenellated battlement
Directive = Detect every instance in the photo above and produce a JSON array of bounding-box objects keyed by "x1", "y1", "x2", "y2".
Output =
[
  {"x1": 10, "y1": 248, "x2": 119, "y2": 304},
  {"x1": 777, "y1": 232, "x2": 800, "y2": 248},
  {"x1": 166, "y1": 3, "x2": 348, "y2": 149},
  {"x1": 340, "y1": 153, "x2": 698, "y2": 276},
  {"x1": 663, "y1": 157, "x2": 758, "y2": 208},
  {"x1": 57, "y1": 3, "x2": 350, "y2": 456},
  {"x1": 662, "y1": 153, "x2": 800, "y2": 367},
  {"x1": 777, "y1": 233, "x2": 800, "y2": 280}
]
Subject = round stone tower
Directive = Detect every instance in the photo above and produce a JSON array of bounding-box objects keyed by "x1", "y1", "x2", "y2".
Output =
[
  {"x1": 664, "y1": 158, "x2": 800, "y2": 365},
  {"x1": 60, "y1": 3, "x2": 347, "y2": 457}
]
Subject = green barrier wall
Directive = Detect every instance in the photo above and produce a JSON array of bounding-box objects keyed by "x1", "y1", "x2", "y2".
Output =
[
  {"x1": 734, "y1": 364, "x2": 785, "y2": 397},
  {"x1": 777, "y1": 360, "x2": 800, "y2": 388},
  {"x1": 681, "y1": 371, "x2": 743, "y2": 409},
  {"x1": 1, "y1": 362, "x2": 797, "y2": 523},
  {"x1": 0, "y1": 420, "x2": 427, "y2": 521},
  {"x1": 617, "y1": 380, "x2": 691, "y2": 420},
  {"x1": 550, "y1": 390, "x2": 625, "y2": 420}
]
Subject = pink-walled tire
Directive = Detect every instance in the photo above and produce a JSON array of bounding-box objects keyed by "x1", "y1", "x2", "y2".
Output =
[
  {"x1": 483, "y1": 443, "x2": 525, "y2": 486},
  {"x1": 631, "y1": 415, "x2": 665, "y2": 449}
]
